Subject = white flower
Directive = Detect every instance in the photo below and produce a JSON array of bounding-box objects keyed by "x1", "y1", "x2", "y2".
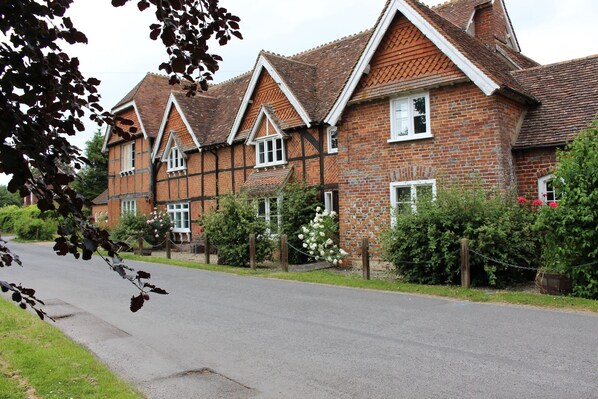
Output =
[
  {"x1": 316, "y1": 206, "x2": 321, "y2": 212},
  {"x1": 330, "y1": 211, "x2": 337, "y2": 217},
  {"x1": 310, "y1": 243, "x2": 317, "y2": 250},
  {"x1": 340, "y1": 249, "x2": 348, "y2": 256},
  {"x1": 323, "y1": 209, "x2": 329, "y2": 216},
  {"x1": 298, "y1": 234, "x2": 304, "y2": 240},
  {"x1": 333, "y1": 259, "x2": 338, "y2": 266},
  {"x1": 302, "y1": 226, "x2": 309, "y2": 233},
  {"x1": 338, "y1": 259, "x2": 343, "y2": 265},
  {"x1": 303, "y1": 243, "x2": 308, "y2": 248},
  {"x1": 325, "y1": 238, "x2": 333, "y2": 246},
  {"x1": 319, "y1": 231, "x2": 325, "y2": 237},
  {"x1": 155, "y1": 234, "x2": 159, "y2": 238}
]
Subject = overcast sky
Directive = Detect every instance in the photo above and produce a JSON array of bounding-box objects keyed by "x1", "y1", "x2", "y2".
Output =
[{"x1": 2, "y1": 0, "x2": 597, "y2": 186}]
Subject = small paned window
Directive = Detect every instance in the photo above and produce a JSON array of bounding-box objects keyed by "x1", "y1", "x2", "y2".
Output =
[
  {"x1": 121, "y1": 142, "x2": 135, "y2": 172},
  {"x1": 390, "y1": 93, "x2": 431, "y2": 142},
  {"x1": 390, "y1": 180, "x2": 436, "y2": 224},
  {"x1": 168, "y1": 203, "x2": 190, "y2": 232},
  {"x1": 255, "y1": 137, "x2": 285, "y2": 167},
  {"x1": 327, "y1": 127, "x2": 338, "y2": 153},
  {"x1": 257, "y1": 197, "x2": 281, "y2": 234},
  {"x1": 538, "y1": 175, "x2": 559, "y2": 203},
  {"x1": 167, "y1": 146, "x2": 186, "y2": 171},
  {"x1": 121, "y1": 199, "x2": 137, "y2": 215}
]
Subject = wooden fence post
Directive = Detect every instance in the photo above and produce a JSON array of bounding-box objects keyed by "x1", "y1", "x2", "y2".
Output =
[
  {"x1": 249, "y1": 233, "x2": 256, "y2": 270},
  {"x1": 165, "y1": 232, "x2": 171, "y2": 259},
  {"x1": 138, "y1": 233, "x2": 144, "y2": 255},
  {"x1": 461, "y1": 238, "x2": 470, "y2": 289},
  {"x1": 280, "y1": 234, "x2": 289, "y2": 272},
  {"x1": 362, "y1": 237, "x2": 370, "y2": 280},
  {"x1": 204, "y1": 235, "x2": 210, "y2": 265}
]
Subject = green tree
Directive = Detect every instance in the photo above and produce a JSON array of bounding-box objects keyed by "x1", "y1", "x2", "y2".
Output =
[
  {"x1": 0, "y1": 185, "x2": 21, "y2": 208},
  {"x1": 536, "y1": 120, "x2": 598, "y2": 299},
  {"x1": 72, "y1": 130, "x2": 108, "y2": 201},
  {"x1": 0, "y1": 0, "x2": 242, "y2": 315}
]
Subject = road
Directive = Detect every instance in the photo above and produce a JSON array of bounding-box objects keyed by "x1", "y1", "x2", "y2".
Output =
[{"x1": 2, "y1": 240, "x2": 597, "y2": 398}]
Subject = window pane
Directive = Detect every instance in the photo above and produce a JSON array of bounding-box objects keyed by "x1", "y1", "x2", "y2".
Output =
[
  {"x1": 275, "y1": 139, "x2": 283, "y2": 161},
  {"x1": 258, "y1": 142, "x2": 265, "y2": 164},
  {"x1": 131, "y1": 142, "x2": 135, "y2": 168},
  {"x1": 416, "y1": 184, "x2": 433, "y2": 203},
  {"x1": 394, "y1": 99, "x2": 409, "y2": 137},
  {"x1": 267, "y1": 140, "x2": 274, "y2": 163},
  {"x1": 412, "y1": 97, "x2": 427, "y2": 134},
  {"x1": 395, "y1": 187, "x2": 412, "y2": 213},
  {"x1": 258, "y1": 199, "x2": 266, "y2": 216},
  {"x1": 545, "y1": 179, "x2": 558, "y2": 202}
]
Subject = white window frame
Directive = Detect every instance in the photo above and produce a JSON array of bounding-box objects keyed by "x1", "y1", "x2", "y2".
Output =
[
  {"x1": 257, "y1": 197, "x2": 282, "y2": 234},
  {"x1": 255, "y1": 136, "x2": 286, "y2": 168},
  {"x1": 121, "y1": 142, "x2": 135, "y2": 172},
  {"x1": 389, "y1": 179, "x2": 436, "y2": 225},
  {"x1": 327, "y1": 126, "x2": 338, "y2": 154},
  {"x1": 167, "y1": 146, "x2": 186, "y2": 172},
  {"x1": 324, "y1": 191, "x2": 334, "y2": 213},
  {"x1": 167, "y1": 203, "x2": 190, "y2": 233},
  {"x1": 538, "y1": 175, "x2": 559, "y2": 204},
  {"x1": 121, "y1": 199, "x2": 137, "y2": 215},
  {"x1": 388, "y1": 92, "x2": 432, "y2": 143}
]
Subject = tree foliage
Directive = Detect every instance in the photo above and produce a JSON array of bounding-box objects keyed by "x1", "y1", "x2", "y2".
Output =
[
  {"x1": 0, "y1": 0, "x2": 242, "y2": 315},
  {"x1": 0, "y1": 185, "x2": 21, "y2": 208},
  {"x1": 536, "y1": 121, "x2": 598, "y2": 299},
  {"x1": 72, "y1": 130, "x2": 108, "y2": 201}
]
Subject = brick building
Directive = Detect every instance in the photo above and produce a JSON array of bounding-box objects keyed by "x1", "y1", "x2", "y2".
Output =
[{"x1": 103, "y1": 0, "x2": 598, "y2": 265}]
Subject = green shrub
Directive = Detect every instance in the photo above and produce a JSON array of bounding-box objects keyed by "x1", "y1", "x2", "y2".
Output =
[
  {"x1": 279, "y1": 182, "x2": 320, "y2": 264},
  {"x1": 535, "y1": 122, "x2": 598, "y2": 299},
  {"x1": 14, "y1": 217, "x2": 57, "y2": 241},
  {"x1": 200, "y1": 194, "x2": 271, "y2": 267},
  {"x1": 381, "y1": 187, "x2": 540, "y2": 288},
  {"x1": 111, "y1": 213, "x2": 146, "y2": 244},
  {"x1": 0, "y1": 205, "x2": 21, "y2": 233}
]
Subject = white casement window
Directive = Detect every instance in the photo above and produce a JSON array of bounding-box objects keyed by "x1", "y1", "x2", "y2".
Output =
[
  {"x1": 327, "y1": 126, "x2": 338, "y2": 154},
  {"x1": 390, "y1": 179, "x2": 436, "y2": 224},
  {"x1": 167, "y1": 146, "x2": 186, "y2": 172},
  {"x1": 538, "y1": 175, "x2": 559, "y2": 203},
  {"x1": 324, "y1": 191, "x2": 334, "y2": 213},
  {"x1": 121, "y1": 199, "x2": 137, "y2": 215},
  {"x1": 389, "y1": 93, "x2": 431, "y2": 142},
  {"x1": 255, "y1": 137, "x2": 285, "y2": 167},
  {"x1": 168, "y1": 203, "x2": 190, "y2": 232},
  {"x1": 121, "y1": 142, "x2": 135, "y2": 172},
  {"x1": 257, "y1": 197, "x2": 281, "y2": 233}
]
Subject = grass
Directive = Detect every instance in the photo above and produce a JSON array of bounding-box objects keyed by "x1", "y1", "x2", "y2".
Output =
[
  {"x1": 117, "y1": 252, "x2": 598, "y2": 313},
  {"x1": 0, "y1": 298, "x2": 143, "y2": 399}
]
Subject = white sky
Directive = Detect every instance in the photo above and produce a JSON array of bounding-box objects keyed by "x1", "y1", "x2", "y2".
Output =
[{"x1": 2, "y1": 0, "x2": 598, "y2": 186}]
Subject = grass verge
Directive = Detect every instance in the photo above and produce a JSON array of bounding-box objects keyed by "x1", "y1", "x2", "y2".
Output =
[
  {"x1": 117, "y1": 252, "x2": 598, "y2": 313},
  {"x1": 0, "y1": 298, "x2": 142, "y2": 399}
]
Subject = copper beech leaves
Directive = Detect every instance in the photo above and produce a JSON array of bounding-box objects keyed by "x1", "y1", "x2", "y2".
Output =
[{"x1": 0, "y1": 0, "x2": 240, "y2": 315}]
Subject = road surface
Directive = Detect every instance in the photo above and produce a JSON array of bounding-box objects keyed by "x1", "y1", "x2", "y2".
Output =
[{"x1": 2, "y1": 240, "x2": 597, "y2": 398}]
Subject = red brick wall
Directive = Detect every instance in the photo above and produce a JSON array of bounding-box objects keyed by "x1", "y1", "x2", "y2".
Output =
[
  {"x1": 513, "y1": 148, "x2": 558, "y2": 200},
  {"x1": 106, "y1": 107, "x2": 153, "y2": 228},
  {"x1": 337, "y1": 82, "x2": 522, "y2": 262}
]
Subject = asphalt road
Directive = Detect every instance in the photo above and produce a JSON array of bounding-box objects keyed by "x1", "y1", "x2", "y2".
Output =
[{"x1": 2, "y1": 240, "x2": 597, "y2": 398}]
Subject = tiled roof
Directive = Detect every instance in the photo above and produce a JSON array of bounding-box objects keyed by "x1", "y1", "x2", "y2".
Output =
[
  {"x1": 291, "y1": 31, "x2": 372, "y2": 120},
  {"x1": 92, "y1": 188, "x2": 108, "y2": 205},
  {"x1": 241, "y1": 166, "x2": 294, "y2": 196},
  {"x1": 511, "y1": 55, "x2": 598, "y2": 148},
  {"x1": 113, "y1": 73, "x2": 181, "y2": 138},
  {"x1": 172, "y1": 91, "x2": 218, "y2": 149},
  {"x1": 407, "y1": 0, "x2": 532, "y2": 98},
  {"x1": 262, "y1": 52, "x2": 317, "y2": 119},
  {"x1": 495, "y1": 43, "x2": 539, "y2": 70},
  {"x1": 432, "y1": 0, "x2": 490, "y2": 29}
]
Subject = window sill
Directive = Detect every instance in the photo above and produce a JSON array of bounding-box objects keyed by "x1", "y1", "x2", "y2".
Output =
[
  {"x1": 254, "y1": 161, "x2": 287, "y2": 169},
  {"x1": 327, "y1": 149, "x2": 338, "y2": 154},
  {"x1": 167, "y1": 168, "x2": 187, "y2": 174},
  {"x1": 387, "y1": 133, "x2": 433, "y2": 144},
  {"x1": 119, "y1": 169, "x2": 135, "y2": 176}
]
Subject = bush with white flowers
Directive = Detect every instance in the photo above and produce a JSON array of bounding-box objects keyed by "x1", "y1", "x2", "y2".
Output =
[{"x1": 299, "y1": 207, "x2": 348, "y2": 265}]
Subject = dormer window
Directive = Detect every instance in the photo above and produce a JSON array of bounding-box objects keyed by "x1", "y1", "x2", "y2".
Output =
[
  {"x1": 248, "y1": 107, "x2": 287, "y2": 168},
  {"x1": 256, "y1": 137, "x2": 285, "y2": 167},
  {"x1": 167, "y1": 146, "x2": 186, "y2": 172}
]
